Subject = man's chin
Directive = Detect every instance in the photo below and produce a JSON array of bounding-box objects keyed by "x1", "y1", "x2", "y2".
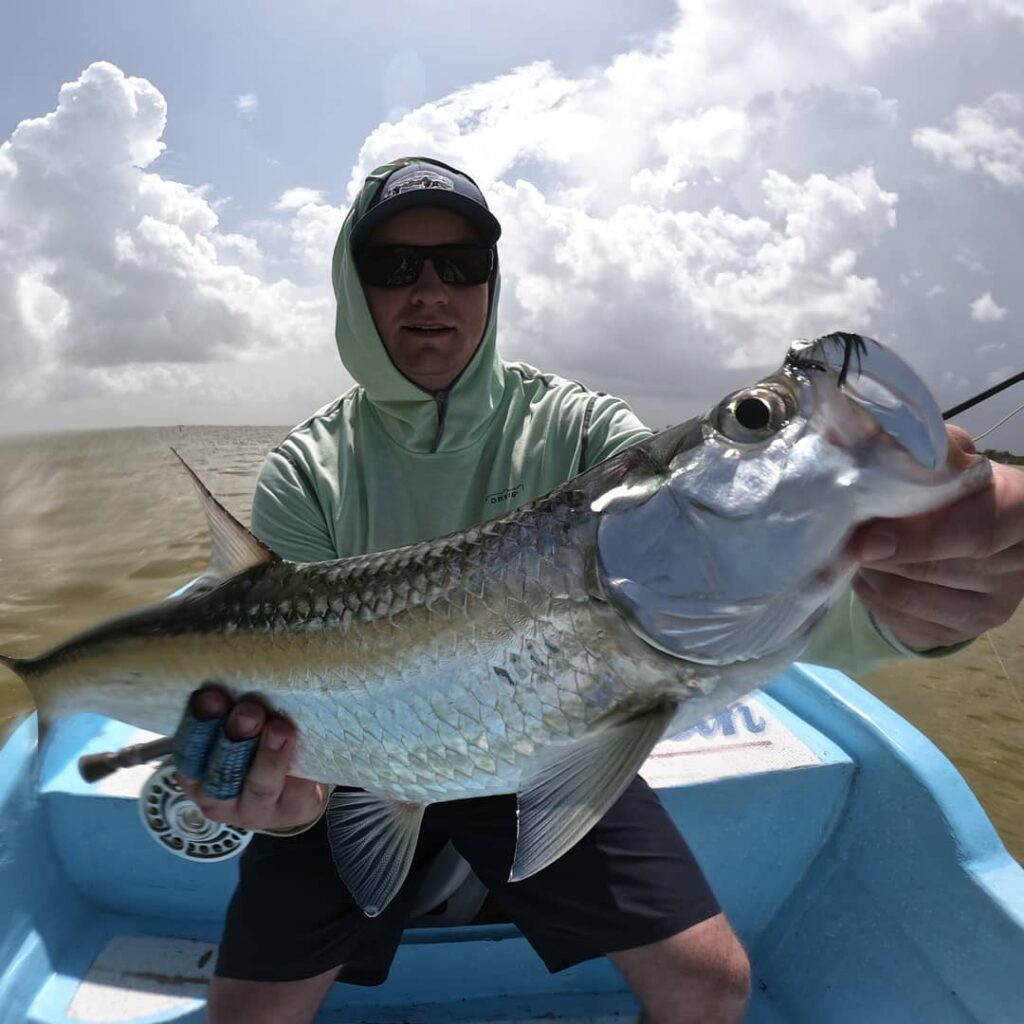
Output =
[{"x1": 402, "y1": 362, "x2": 461, "y2": 392}]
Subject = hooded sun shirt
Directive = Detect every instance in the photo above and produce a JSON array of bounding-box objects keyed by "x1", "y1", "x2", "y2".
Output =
[{"x1": 251, "y1": 161, "x2": 946, "y2": 678}]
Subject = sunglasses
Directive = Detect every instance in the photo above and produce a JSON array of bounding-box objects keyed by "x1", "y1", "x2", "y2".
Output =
[{"x1": 355, "y1": 245, "x2": 495, "y2": 288}]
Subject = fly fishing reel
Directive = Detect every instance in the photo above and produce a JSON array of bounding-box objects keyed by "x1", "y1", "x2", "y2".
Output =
[{"x1": 139, "y1": 762, "x2": 252, "y2": 862}]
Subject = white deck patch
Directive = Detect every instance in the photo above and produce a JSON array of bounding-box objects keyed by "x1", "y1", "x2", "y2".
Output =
[
  {"x1": 642, "y1": 696, "x2": 821, "y2": 788},
  {"x1": 97, "y1": 731, "x2": 164, "y2": 798},
  {"x1": 101, "y1": 695, "x2": 820, "y2": 800},
  {"x1": 67, "y1": 935, "x2": 214, "y2": 1021}
]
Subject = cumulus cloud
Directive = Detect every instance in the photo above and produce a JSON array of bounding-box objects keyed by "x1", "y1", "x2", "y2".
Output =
[
  {"x1": 491, "y1": 167, "x2": 895, "y2": 391},
  {"x1": 235, "y1": 93, "x2": 259, "y2": 118},
  {"x1": 970, "y1": 291, "x2": 1008, "y2": 322},
  {"x1": 275, "y1": 187, "x2": 327, "y2": 210},
  {"x1": 343, "y1": 2, "x2": 924, "y2": 408},
  {"x1": 336, "y1": 0, "x2": 1022, "y2": 432},
  {"x1": 914, "y1": 92, "x2": 1024, "y2": 188},
  {"x1": 0, "y1": 63, "x2": 332, "y2": 407},
  {"x1": 2, "y1": 0, "x2": 1023, "y2": 442}
]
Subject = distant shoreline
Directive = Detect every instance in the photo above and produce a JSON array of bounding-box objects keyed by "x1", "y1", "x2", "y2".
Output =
[
  {"x1": 0, "y1": 424, "x2": 295, "y2": 445},
  {"x1": 984, "y1": 449, "x2": 1024, "y2": 465},
  {"x1": 1, "y1": 428, "x2": 1021, "y2": 463}
]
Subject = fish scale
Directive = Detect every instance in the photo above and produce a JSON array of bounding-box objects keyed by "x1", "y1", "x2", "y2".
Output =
[{"x1": 0, "y1": 334, "x2": 991, "y2": 917}]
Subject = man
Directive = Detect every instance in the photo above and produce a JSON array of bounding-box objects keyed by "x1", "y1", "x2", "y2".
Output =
[{"x1": 179, "y1": 157, "x2": 1024, "y2": 1024}]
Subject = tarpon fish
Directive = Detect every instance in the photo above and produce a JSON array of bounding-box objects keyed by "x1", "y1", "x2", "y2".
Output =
[{"x1": 0, "y1": 334, "x2": 988, "y2": 916}]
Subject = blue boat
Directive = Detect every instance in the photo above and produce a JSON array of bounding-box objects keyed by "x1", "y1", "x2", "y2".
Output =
[{"x1": 1, "y1": 662, "x2": 1022, "y2": 1023}]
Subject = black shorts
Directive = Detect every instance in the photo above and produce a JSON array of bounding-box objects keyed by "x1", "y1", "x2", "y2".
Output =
[{"x1": 215, "y1": 776, "x2": 720, "y2": 984}]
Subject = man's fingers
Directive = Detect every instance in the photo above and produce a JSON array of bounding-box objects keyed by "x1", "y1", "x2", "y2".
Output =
[
  {"x1": 853, "y1": 486, "x2": 997, "y2": 564},
  {"x1": 192, "y1": 685, "x2": 231, "y2": 720},
  {"x1": 276, "y1": 778, "x2": 330, "y2": 829},
  {"x1": 238, "y1": 719, "x2": 294, "y2": 809},
  {"x1": 174, "y1": 692, "x2": 321, "y2": 831},
  {"x1": 946, "y1": 422, "x2": 977, "y2": 456},
  {"x1": 853, "y1": 570, "x2": 991, "y2": 637},
  {"x1": 853, "y1": 595, "x2": 967, "y2": 649},
  {"x1": 859, "y1": 548, "x2": 1024, "y2": 592},
  {"x1": 853, "y1": 461, "x2": 1024, "y2": 566},
  {"x1": 174, "y1": 686, "x2": 229, "y2": 781},
  {"x1": 225, "y1": 699, "x2": 267, "y2": 740}
]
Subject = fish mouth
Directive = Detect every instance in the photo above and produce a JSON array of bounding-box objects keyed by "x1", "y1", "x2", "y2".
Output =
[{"x1": 785, "y1": 332, "x2": 949, "y2": 471}]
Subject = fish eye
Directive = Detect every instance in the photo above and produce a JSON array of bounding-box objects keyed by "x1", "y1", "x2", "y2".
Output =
[{"x1": 715, "y1": 385, "x2": 795, "y2": 443}]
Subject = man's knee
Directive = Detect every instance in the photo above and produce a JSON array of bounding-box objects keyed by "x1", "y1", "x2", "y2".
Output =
[
  {"x1": 700, "y1": 925, "x2": 751, "y2": 1007},
  {"x1": 610, "y1": 913, "x2": 751, "y2": 1024},
  {"x1": 668, "y1": 916, "x2": 750, "y2": 1012},
  {"x1": 206, "y1": 968, "x2": 338, "y2": 1024}
]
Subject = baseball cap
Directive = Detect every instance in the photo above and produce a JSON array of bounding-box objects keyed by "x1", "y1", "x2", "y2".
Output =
[{"x1": 349, "y1": 159, "x2": 502, "y2": 251}]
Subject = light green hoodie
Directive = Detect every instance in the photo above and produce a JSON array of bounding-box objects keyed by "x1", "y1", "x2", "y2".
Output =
[{"x1": 251, "y1": 160, "x2": 933, "y2": 679}]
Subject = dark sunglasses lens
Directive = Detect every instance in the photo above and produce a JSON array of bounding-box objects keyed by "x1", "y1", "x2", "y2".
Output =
[
  {"x1": 355, "y1": 248, "x2": 423, "y2": 287},
  {"x1": 356, "y1": 246, "x2": 493, "y2": 287},
  {"x1": 433, "y1": 247, "x2": 493, "y2": 285}
]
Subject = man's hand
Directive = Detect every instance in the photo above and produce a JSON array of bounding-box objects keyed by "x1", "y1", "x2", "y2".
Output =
[
  {"x1": 851, "y1": 425, "x2": 1024, "y2": 649},
  {"x1": 175, "y1": 687, "x2": 328, "y2": 832}
]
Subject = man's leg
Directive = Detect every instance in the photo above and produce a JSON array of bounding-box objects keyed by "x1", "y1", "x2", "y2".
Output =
[
  {"x1": 206, "y1": 967, "x2": 339, "y2": 1024},
  {"x1": 609, "y1": 913, "x2": 751, "y2": 1024},
  {"x1": 448, "y1": 778, "x2": 743, "y2": 1021}
]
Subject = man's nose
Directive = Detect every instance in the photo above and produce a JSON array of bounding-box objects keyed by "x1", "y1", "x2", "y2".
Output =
[{"x1": 410, "y1": 258, "x2": 448, "y2": 300}]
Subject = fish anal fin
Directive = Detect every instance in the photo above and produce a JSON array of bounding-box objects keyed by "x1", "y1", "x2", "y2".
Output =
[
  {"x1": 511, "y1": 702, "x2": 677, "y2": 883},
  {"x1": 326, "y1": 790, "x2": 425, "y2": 917},
  {"x1": 171, "y1": 449, "x2": 279, "y2": 581}
]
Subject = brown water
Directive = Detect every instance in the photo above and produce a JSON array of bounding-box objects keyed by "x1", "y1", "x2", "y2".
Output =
[{"x1": 1, "y1": 427, "x2": 1021, "y2": 861}]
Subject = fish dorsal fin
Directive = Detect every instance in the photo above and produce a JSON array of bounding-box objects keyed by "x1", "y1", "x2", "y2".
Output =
[
  {"x1": 510, "y1": 702, "x2": 676, "y2": 883},
  {"x1": 326, "y1": 790, "x2": 426, "y2": 917},
  {"x1": 171, "y1": 449, "x2": 279, "y2": 581}
]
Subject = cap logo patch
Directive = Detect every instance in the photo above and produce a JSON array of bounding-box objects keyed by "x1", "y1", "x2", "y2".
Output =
[{"x1": 383, "y1": 171, "x2": 455, "y2": 200}]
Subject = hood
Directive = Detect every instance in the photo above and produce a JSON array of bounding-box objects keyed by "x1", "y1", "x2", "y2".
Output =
[{"x1": 331, "y1": 159, "x2": 506, "y2": 453}]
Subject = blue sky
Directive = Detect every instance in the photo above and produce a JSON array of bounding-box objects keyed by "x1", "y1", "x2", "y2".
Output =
[
  {"x1": 1, "y1": 0, "x2": 1022, "y2": 449},
  {"x1": 0, "y1": 1, "x2": 671, "y2": 237}
]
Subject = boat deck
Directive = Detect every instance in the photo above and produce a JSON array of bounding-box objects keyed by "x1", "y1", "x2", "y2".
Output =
[
  {"x1": 4, "y1": 665, "x2": 1023, "y2": 1023},
  {"x1": 26, "y1": 927, "x2": 791, "y2": 1023}
]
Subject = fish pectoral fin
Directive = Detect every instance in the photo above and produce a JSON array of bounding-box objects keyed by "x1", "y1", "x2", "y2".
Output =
[
  {"x1": 171, "y1": 449, "x2": 280, "y2": 581},
  {"x1": 510, "y1": 702, "x2": 677, "y2": 883},
  {"x1": 326, "y1": 790, "x2": 426, "y2": 917},
  {"x1": 589, "y1": 476, "x2": 664, "y2": 514}
]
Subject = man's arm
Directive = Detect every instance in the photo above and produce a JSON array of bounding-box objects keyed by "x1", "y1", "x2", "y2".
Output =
[
  {"x1": 799, "y1": 588, "x2": 966, "y2": 677},
  {"x1": 251, "y1": 449, "x2": 338, "y2": 561},
  {"x1": 579, "y1": 393, "x2": 653, "y2": 468}
]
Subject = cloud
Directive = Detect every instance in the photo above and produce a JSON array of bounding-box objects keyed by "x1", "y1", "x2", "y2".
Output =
[
  {"x1": 0, "y1": 63, "x2": 332, "y2": 408},
  {"x1": 332, "y1": 0, "x2": 1022, "y2": 434},
  {"x1": 1, "y1": 1, "x2": 1022, "y2": 443},
  {"x1": 913, "y1": 92, "x2": 1024, "y2": 188},
  {"x1": 235, "y1": 93, "x2": 259, "y2": 118},
  {"x1": 343, "y1": 2, "x2": 923, "y2": 406},
  {"x1": 491, "y1": 166, "x2": 895, "y2": 393},
  {"x1": 970, "y1": 291, "x2": 1008, "y2": 322},
  {"x1": 274, "y1": 187, "x2": 327, "y2": 210}
]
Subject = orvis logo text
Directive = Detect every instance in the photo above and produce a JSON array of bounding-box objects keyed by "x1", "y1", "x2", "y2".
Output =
[{"x1": 486, "y1": 483, "x2": 524, "y2": 506}]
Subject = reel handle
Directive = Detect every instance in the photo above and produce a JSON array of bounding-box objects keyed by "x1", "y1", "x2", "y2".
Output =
[{"x1": 78, "y1": 736, "x2": 175, "y2": 783}]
